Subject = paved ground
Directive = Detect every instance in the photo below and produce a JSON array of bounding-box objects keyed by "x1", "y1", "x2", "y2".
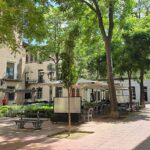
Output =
[{"x1": 0, "y1": 105, "x2": 150, "y2": 150}]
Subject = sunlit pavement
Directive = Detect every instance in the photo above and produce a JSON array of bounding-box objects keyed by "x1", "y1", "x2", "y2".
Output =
[{"x1": 0, "y1": 105, "x2": 150, "y2": 150}]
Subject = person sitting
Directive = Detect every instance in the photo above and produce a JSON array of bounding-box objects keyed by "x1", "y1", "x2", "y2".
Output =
[{"x1": 2, "y1": 97, "x2": 7, "y2": 105}]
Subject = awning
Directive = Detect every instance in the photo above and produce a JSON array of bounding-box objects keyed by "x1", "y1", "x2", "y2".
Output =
[{"x1": 42, "y1": 78, "x2": 127, "y2": 90}]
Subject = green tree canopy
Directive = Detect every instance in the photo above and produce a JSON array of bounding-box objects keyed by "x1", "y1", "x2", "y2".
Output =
[{"x1": 0, "y1": 0, "x2": 49, "y2": 50}]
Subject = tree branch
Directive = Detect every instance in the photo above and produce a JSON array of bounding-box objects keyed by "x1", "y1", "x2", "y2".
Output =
[
  {"x1": 49, "y1": 56, "x2": 56, "y2": 64},
  {"x1": 108, "y1": 1, "x2": 114, "y2": 41},
  {"x1": 92, "y1": 0, "x2": 107, "y2": 40},
  {"x1": 80, "y1": 0, "x2": 97, "y2": 13}
]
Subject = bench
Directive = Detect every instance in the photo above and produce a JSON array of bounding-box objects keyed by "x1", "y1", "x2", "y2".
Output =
[
  {"x1": 15, "y1": 118, "x2": 46, "y2": 129},
  {"x1": 14, "y1": 112, "x2": 48, "y2": 129}
]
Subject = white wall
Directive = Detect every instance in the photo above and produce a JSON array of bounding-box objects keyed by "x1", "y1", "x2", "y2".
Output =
[
  {"x1": 144, "y1": 79, "x2": 150, "y2": 103},
  {"x1": 117, "y1": 79, "x2": 150, "y2": 103}
]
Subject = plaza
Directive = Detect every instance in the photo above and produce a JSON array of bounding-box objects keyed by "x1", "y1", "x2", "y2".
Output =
[
  {"x1": 0, "y1": 105, "x2": 150, "y2": 150},
  {"x1": 1, "y1": 1, "x2": 150, "y2": 149}
]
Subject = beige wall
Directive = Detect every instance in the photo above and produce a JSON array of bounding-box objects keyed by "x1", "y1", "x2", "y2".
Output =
[
  {"x1": 0, "y1": 44, "x2": 26, "y2": 79},
  {"x1": 1, "y1": 44, "x2": 124, "y2": 105},
  {"x1": 26, "y1": 84, "x2": 50, "y2": 101},
  {"x1": 0, "y1": 44, "x2": 26, "y2": 104},
  {"x1": 25, "y1": 60, "x2": 56, "y2": 82}
]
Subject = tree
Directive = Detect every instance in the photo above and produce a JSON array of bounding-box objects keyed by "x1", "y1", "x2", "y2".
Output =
[
  {"x1": 0, "y1": 0, "x2": 49, "y2": 50},
  {"x1": 114, "y1": 27, "x2": 150, "y2": 110},
  {"x1": 73, "y1": 9, "x2": 104, "y2": 79},
  {"x1": 43, "y1": 8, "x2": 67, "y2": 80},
  {"x1": 27, "y1": 8, "x2": 72, "y2": 80},
  {"x1": 131, "y1": 1, "x2": 150, "y2": 107},
  {"x1": 114, "y1": 40, "x2": 137, "y2": 111},
  {"x1": 61, "y1": 25, "x2": 79, "y2": 136},
  {"x1": 87, "y1": 53, "x2": 107, "y2": 80},
  {"x1": 133, "y1": 0, "x2": 150, "y2": 18},
  {"x1": 53, "y1": 0, "x2": 134, "y2": 118},
  {"x1": 125, "y1": 29, "x2": 150, "y2": 108}
]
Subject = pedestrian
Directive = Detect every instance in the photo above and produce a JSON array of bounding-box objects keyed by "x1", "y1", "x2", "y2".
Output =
[{"x1": 2, "y1": 97, "x2": 7, "y2": 105}]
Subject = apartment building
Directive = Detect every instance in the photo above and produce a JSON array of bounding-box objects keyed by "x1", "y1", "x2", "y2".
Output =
[{"x1": 0, "y1": 44, "x2": 26, "y2": 104}]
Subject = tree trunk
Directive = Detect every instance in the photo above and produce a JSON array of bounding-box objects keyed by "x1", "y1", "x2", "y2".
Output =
[
  {"x1": 128, "y1": 73, "x2": 133, "y2": 111},
  {"x1": 68, "y1": 87, "x2": 71, "y2": 136},
  {"x1": 83, "y1": 0, "x2": 118, "y2": 118},
  {"x1": 140, "y1": 68, "x2": 145, "y2": 108},
  {"x1": 105, "y1": 39, "x2": 119, "y2": 118}
]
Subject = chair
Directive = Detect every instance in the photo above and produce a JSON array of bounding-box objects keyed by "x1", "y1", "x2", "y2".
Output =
[
  {"x1": 93, "y1": 106, "x2": 99, "y2": 116},
  {"x1": 99, "y1": 104, "x2": 105, "y2": 115},
  {"x1": 83, "y1": 108, "x2": 93, "y2": 122}
]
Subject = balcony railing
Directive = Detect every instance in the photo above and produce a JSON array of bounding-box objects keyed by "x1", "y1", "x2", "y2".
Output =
[
  {"x1": 25, "y1": 79, "x2": 37, "y2": 84},
  {"x1": 38, "y1": 78, "x2": 45, "y2": 83},
  {"x1": 3, "y1": 74, "x2": 22, "y2": 81}
]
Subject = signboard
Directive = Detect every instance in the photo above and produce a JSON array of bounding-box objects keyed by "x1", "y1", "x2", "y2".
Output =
[{"x1": 54, "y1": 97, "x2": 81, "y2": 113}]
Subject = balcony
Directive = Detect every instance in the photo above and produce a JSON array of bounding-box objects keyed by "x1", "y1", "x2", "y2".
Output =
[
  {"x1": 25, "y1": 79, "x2": 37, "y2": 84},
  {"x1": 3, "y1": 74, "x2": 22, "y2": 82}
]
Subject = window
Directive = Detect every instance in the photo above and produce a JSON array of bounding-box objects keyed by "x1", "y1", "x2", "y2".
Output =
[
  {"x1": 55, "y1": 87, "x2": 62, "y2": 97},
  {"x1": 131, "y1": 86, "x2": 136, "y2": 100},
  {"x1": 7, "y1": 86, "x2": 15, "y2": 101},
  {"x1": 6, "y1": 62, "x2": 14, "y2": 79},
  {"x1": 90, "y1": 89, "x2": 95, "y2": 101},
  {"x1": 49, "y1": 86, "x2": 52, "y2": 101},
  {"x1": 76, "y1": 89, "x2": 80, "y2": 97},
  {"x1": 37, "y1": 87, "x2": 42, "y2": 99},
  {"x1": 47, "y1": 72, "x2": 54, "y2": 81},
  {"x1": 71, "y1": 88, "x2": 80, "y2": 97},
  {"x1": 58, "y1": 72, "x2": 62, "y2": 80},
  {"x1": 25, "y1": 93, "x2": 31, "y2": 99},
  {"x1": 26, "y1": 55, "x2": 29, "y2": 64},
  {"x1": 101, "y1": 90, "x2": 105, "y2": 100},
  {"x1": 25, "y1": 72, "x2": 29, "y2": 81},
  {"x1": 47, "y1": 63, "x2": 55, "y2": 71},
  {"x1": 38, "y1": 70, "x2": 44, "y2": 83},
  {"x1": 144, "y1": 87, "x2": 148, "y2": 101},
  {"x1": 72, "y1": 88, "x2": 75, "y2": 97},
  {"x1": 98, "y1": 91, "x2": 100, "y2": 100}
]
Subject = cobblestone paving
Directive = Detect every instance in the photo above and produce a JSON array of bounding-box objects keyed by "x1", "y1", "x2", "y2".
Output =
[{"x1": 0, "y1": 105, "x2": 150, "y2": 150}]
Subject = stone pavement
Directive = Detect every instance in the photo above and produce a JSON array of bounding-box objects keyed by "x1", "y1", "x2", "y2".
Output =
[{"x1": 0, "y1": 105, "x2": 150, "y2": 150}]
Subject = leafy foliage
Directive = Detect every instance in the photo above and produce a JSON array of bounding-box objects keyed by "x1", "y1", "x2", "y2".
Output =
[
  {"x1": 0, "y1": 103, "x2": 53, "y2": 118},
  {"x1": 0, "y1": 0, "x2": 49, "y2": 50},
  {"x1": 61, "y1": 24, "x2": 79, "y2": 88}
]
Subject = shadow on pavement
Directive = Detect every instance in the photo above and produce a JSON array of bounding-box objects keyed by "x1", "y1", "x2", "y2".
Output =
[
  {"x1": 134, "y1": 135, "x2": 150, "y2": 150},
  {"x1": 92, "y1": 108, "x2": 150, "y2": 124},
  {"x1": 0, "y1": 136, "x2": 58, "y2": 150}
]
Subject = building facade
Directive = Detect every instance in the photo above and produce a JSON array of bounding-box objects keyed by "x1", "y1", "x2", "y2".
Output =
[
  {"x1": 0, "y1": 44, "x2": 26, "y2": 104},
  {"x1": 118, "y1": 79, "x2": 150, "y2": 104},
  {"x1": 0, "y1": 45, "x2": 150, "y2": 105}
]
